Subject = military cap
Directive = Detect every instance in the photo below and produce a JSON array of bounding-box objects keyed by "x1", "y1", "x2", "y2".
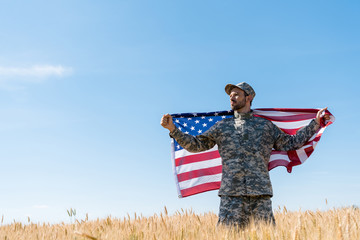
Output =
[{"x1": 225, "y1": 82, "x2": 256, "y2": 97}]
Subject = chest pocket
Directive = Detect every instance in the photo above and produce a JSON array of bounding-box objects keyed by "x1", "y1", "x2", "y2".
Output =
[
  {"x1": 237, "y1": 121, "x2": 266, "y2": 153},
  {"x1": 217, "y1": 125, "x2": 240, "y2": 158}
]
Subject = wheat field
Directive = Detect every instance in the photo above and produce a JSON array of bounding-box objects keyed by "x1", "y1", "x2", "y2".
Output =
[{"x1": 0, "y1": 207, "x2": 359, "y2": 240}]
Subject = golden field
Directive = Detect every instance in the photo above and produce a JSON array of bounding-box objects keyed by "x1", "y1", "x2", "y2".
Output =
[{"x1": 0, "y1": 207, "x2": 359, "y2": 240}]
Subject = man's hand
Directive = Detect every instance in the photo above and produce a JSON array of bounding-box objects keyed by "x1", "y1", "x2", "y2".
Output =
[
  {"x1": 315, "y1": 107, "x2": 331, "y2": 125},
  {"x1": 161, "y1": 114, "x2": 176, "y2": 132}
]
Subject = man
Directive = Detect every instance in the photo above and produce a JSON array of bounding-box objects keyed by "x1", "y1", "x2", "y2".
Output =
[{"x1": 160, "y1": 82, "x2": 330, "y2": 228}]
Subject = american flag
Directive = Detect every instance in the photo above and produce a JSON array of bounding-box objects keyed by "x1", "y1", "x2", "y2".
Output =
[{"x1": 170, "y1": 108, "x2": 335, "y2": 198}]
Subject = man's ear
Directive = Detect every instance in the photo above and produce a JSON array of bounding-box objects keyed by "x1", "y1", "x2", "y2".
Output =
[{"x1": 247, "y1": 95, "x2": 254, "y2": 103}]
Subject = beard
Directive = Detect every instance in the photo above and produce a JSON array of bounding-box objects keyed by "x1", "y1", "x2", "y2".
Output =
[{"x1": 231, "y1": 98, "x2": 246, "y2": 111}]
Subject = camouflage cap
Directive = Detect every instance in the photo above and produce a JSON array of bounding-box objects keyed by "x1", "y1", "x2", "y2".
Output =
[{"x1": 225, "y1": 82, "x2": 256, "y2": 97}]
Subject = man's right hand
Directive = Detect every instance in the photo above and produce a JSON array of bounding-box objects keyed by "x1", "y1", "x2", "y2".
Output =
[{"x1": 161, "y1": 114, "x2": 176, "y2": 132}]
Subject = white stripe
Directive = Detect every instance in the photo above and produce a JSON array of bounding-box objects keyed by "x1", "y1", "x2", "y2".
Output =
[
  {"x1": 269, "y1": 153, "x2": 291, "y2": 162},
  {"x1": 299, "y1": 144, "x2": 313, "y2": 149},
  {"x1": 312, "y1": 140, "x2": 319, "y2": 149},
  {"x1": 253, "y1": 110, "x2": 306, "y2": 117},
  {"x1": 271, "y1": 119, "x2": 312, "y2": 129},
  {"x1": 175, "y1": 145, "x2": 218, "y2": 159},
  {"x1": 296, "y1": 148, "x2": 308, "y2": 163},
  {"x1": 176, "y1": 158, "x2": 222, "y2": 174},
  {"x1": 179, "y1": 173, "x2": 222, "y2": 190}
]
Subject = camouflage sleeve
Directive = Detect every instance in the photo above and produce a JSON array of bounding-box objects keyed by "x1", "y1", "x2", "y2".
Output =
[
  {"x1": 169, "y1": 125, "x2": 217, "y2": 153},
  {"x1": 273, "y1": 119, "x2": 320, "y2": 151}
]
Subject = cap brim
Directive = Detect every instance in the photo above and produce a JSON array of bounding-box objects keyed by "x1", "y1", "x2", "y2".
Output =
[{"x1": 225, "y1": 84, "x2": 238, "y2": 95}]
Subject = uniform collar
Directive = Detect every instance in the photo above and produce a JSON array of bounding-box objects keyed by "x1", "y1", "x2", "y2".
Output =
[{"x1": 234, "y1": 110, "x2": 253, "y2": 120}]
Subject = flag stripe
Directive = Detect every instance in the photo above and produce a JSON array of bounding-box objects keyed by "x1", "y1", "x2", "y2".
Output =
[
  {"x1": 268, "y1": 159, "x2": 291, "y2": 170},
  {"x1": 255, "y1": 108, "x2": 320, "y2": 113},
  {"x1": 271, "y1": 119, "x2": 312, "y2": 129},
  {"x1": 178, "y1": 173, "x2": 222, "y2": 190},
  {"x1": 176, "y1": 157, "x2": 222, "y2": 174},
  {"x1": 175, "y1": 150, "x2": 221, "y2": 167},
  {"x1": 255, "y1": 113, "x2": 316, "y2": 122},
  {"x1": 177, "y1": 166, "x2": 223, "y2": 182},
  {"x1": 270, "y1": 153, "x2": 291, "y2": 161},
  {"x1": 276, "y1": 127, "x2": 301, "y2": 135},
  {"x1": 271, "y1": 151, "x2": 291, "y2": 156},
  {"x1": 180, "y1": 182, "x2": 221, "y2": 198},
  {"x1": 175, "y1": 146, "x2": 218, "y2": 159}
]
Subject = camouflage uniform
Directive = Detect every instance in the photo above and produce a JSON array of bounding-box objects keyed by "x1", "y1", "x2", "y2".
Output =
[
  {"x1": 218, "y1": 195, "x2": 274, "y2": 228},
  {"x1": 170, "y1": 110, "x2": 320, "y2": 227}
]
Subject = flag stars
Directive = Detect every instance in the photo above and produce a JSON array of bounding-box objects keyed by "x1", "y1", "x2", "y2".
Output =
[
  {"x1": 176, "y1": 145, "x2": 180, "y2": 149},
  {"x1": 174, "y1": 113, "x2": 228, "y2": 141}
]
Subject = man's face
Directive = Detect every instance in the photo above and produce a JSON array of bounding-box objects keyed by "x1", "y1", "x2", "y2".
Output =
[{"x1": 229, "y1": 88, "x2": 247, "y2": 111}]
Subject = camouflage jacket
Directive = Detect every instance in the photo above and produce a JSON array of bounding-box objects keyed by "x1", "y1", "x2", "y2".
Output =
[{"x1": 170, "y1": 111, "x2": 320, "y2": 197}]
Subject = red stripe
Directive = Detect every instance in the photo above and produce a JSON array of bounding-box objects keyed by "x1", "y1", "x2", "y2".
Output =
[
  {"x1": 255, "y1": 108, "x2": 333, "y2": 120},
  {"x1": 268, "y1": 159, "x2": 290, "y2": 171},
  {"x1": 175, "y1": 150, "x2": 220, "y2": 167},
  {"x1": 278, "y1": 127, "x2": 301, "y2": 135},
  {"x1": 256, "y1": 108, "x2": 320, "y2": 113},
  {"x1": 180, "y1": 182, "x2": 221, "y2": 198},
  {"x1": 288, "y1": 150, "x2": 301, "y2": 163},
  {"x1": 313, "y1": 135, "x2": 321, "y2": 142},
  {"x1": 177, "y1": 166, "x2": 222, "y2": 182},
  {"x1": 304, "y1": 146, "x2": 314, "y2": 157},
  {"x1": 285, "y1": 150, "x2": 303, "y2": 173}
]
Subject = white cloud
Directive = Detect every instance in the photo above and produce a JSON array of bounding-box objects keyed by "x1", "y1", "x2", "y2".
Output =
[{"x1": 0, "y1": 65, "x2": 73, "y2": 81}]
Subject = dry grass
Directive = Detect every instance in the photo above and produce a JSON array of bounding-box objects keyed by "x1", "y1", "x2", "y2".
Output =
[{"x1": 0, "y1": 206, "x2": 359, "y2": 240}]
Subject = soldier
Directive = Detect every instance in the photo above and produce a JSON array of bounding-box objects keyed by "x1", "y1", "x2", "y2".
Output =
[{"x1": 160, "y1": 82, "x2": 330, "y2": 228}]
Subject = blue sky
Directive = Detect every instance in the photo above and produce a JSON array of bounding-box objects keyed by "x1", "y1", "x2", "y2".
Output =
[{"x1": 0, "y1": 0, "x2": 359, "y2": 224}]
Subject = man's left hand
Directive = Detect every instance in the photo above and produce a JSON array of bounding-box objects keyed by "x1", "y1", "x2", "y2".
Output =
[{"x1": 315, "y1": 107, "x2": 331, "y2": 125}]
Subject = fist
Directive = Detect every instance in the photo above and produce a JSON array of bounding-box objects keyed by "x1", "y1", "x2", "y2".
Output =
[
  {"x1": 315, "y1": 107, "x2": 331, "y2": 125},
  {"x1": 161, "y1": 114, "x2": 176, "y2": 132}
]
